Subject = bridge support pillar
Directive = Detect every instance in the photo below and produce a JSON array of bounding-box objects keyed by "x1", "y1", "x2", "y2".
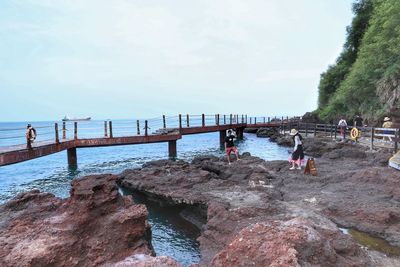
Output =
[
  {"x1": 219, "y1": 130, "x2": 226, "y2": 146},
  {"x1": 168, "y1": 140, "x2": 177, "y2": 158},
  {"x1": 236, "y1": 128, "x2": 244, "y2": 140},
  {"x1": 67, "y1": 148, "x2": 77, "y2": 168}
]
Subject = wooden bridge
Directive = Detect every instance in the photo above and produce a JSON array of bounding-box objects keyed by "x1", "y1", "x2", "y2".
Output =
[{"x1": 0, "y1": 114, "x2": 284, "y2": 167}]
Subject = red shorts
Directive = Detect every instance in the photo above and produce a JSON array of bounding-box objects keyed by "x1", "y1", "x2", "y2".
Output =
[{"x1": 226, "y1": 146, "x2": 237, "y2": 155}]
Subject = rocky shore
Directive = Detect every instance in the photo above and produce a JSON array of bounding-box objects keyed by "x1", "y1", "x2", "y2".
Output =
[
  {"x1": 0, "y1": 174, "x2": 179, "y2": 266},
  {"x1": 1, "y1": 133, "x2": 399, "y2": 266},
  {"x1": 117, "y1": 134, "x2": 400, "y2": 266}
]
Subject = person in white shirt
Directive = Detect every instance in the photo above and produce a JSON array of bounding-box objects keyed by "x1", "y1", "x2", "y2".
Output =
[
  {"x1": 289, "y1": 129, "x2": 304, "y2": 170},
  {"x1": 338, "y1": 118, "x2": 347, "y2": 141}
]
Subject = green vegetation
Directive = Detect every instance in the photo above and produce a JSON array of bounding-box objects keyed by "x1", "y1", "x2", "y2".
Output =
[{"x1": 317, "y1": 0, "x2": 400, "y2": 124}]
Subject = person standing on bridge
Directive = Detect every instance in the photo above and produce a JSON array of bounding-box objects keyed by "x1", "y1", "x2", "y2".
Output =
[
  {"x1": 382, "y1": 117, "x2": 393, "y2": 142},
  {"x1": 338, "y1": 117, "x2": 347, "y2": 141},
  {"x1": 25, "y1": 124, "x2": 36, "y2": 149},
  {"x1": 225, "y1": 130, "x2": 240, "y2": 164}
]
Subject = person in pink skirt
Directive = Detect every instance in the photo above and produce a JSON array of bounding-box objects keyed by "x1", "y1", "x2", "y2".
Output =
[{"x1": 289, "y1": 129, "x2": 305, "y2": 170}]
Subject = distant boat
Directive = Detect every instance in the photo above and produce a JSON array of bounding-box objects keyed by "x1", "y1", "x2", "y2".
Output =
[{"x1": 62, "y1": 116, "x2": 91, "y2": 121}]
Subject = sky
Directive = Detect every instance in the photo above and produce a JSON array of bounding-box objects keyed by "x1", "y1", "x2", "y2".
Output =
[{"x1": 0, "y1": 0, "x2": 354, "y2": 122}]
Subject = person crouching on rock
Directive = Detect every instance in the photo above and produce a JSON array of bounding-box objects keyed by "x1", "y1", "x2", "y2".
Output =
[
  {"x1": 289, "y1": 129, "x2": 304, "y2": 170},
  {"x1": 225, "y1": 130, "x2": 240, "y2": 164}
]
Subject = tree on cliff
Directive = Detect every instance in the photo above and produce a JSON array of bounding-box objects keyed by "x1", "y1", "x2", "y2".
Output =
[
  {"x1": 318, "y1": 0, "x2": 373, "y2": 108},
  {"x1": 317, "y1": 0, "x2": 400, "y2": 124}
]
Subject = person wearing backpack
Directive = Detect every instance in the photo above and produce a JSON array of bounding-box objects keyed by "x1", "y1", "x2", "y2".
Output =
[
  {"x1": 25, "y1": 124, "x2": 36, "y2": 149},
  {"x1": 289, "y1": 129, "x2": 304, "y2": 170},
  {"x1": 338, "y1": 118, "x2": 347, "y2": 141}
]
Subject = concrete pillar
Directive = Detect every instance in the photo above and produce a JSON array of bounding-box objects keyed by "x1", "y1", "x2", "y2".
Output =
[
  {"x1": 168, "y1": 140, "x2": 177, "y2": 158},
  {"x1": 236, "y1": 128, "x2": 244, "y2": 140},
  {"x1": 67, "y1": 147, "x2": 77, "y2": 168},
  {"x1": 219, "y1": 130, "x2": 226, "y2": 146}
]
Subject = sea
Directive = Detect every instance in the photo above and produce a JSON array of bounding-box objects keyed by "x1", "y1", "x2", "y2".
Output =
[{"x1": 0, "y1": 119, "x2": 290, "y2": 266}]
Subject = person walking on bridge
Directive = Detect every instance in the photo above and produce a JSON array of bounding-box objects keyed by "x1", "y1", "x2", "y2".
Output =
[
  {"x1": 25, "y1": 124, "x2": 36, "y2": 150},
  {"x1": 225, "y1": 130, "x2": 240, "y2": 164},
  {"x1": 382, "y1": 117, "x2": 393, "y2": 142},
  {"x1": 338, "y1": 118, "x2": 347, "y2": 141}
]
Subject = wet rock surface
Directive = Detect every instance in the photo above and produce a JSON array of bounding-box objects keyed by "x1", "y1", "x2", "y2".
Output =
[
  {"x1": 118, "y1": 139, "x2": 400, "y2": 266},
  {"x1": 0, "y1": 174, "x2": 155, "y2": 267}
]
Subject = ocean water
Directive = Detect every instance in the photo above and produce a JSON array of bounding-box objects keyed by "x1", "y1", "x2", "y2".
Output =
[{"x1": 0, "y1": 120, "x2": 289, "y2": 266}]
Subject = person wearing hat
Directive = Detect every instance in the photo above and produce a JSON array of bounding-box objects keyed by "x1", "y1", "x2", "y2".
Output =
[
  {"x1": 289, "y1": 129, "x2": 304, "y2": 170},
  {"x1": 25, "y1": 124, "x2": 36, "y2": 149},
  {"x1": 382, "y1": 117, "x2": 393, "y2": 142}
]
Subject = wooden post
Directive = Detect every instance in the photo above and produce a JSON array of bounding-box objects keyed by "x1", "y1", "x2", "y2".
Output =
[
  {"x1": 334, "y1": 125, "x2": 337, "y2": 140},
  {"x1": 187, "y1": 114, "x2": 190, "y2": 127},
  {"x1": 370, "y1": 127, "x2": 374, "y2": 150},
  {"x1": 67, "y1": 147, "x2": 77, "y2": 168},
  {"x1": 202, "y1": 114, "x2": 205, "y2": 127},
  {"x1": 394, "y1": 129, "x2": 398, "y2": 153},
  {"x1": 224, "y1": 115, "x2": 226, "y2": 124},
  {"x1": 62, "y1": 122, "x2": 66, "y2": 139},
  {"x1": 168, "y1": 140, "x2": 177, "y2": 158},
  {"x1": 245, "y1": 115, "x2": 247, "y2": 123},
  {"x1": 179, "y1": 114, "x2": 182, "y2": 129},
  {"x1": 230, "y1": 114, "x2": 232, "y2": 125},
  {"x1": 74, "y1": 122, "x2": 78, "y2": 140},
  {"x1": 219, "y1": 130, "x2": 225, "y2": 146},
  {"x1": 137, "y1": 120, "x2": 140, "y2": 135},
  {"x1": 263, "y1": 117, "x2": 266, "y2": 123},
  {"x1": 314, "y1": 124, "x2": 317, "y2": 137},
  {"x1": 55, "y1": 123, "x2": 59, "y2": 144},
  {"x1": 145, "y1": 120, "x2": 148, "y2": 136},
  {"x1": 330, "y1": 124, "x2": 333, "y2": 138},
  {"x1": 268, "y1": 117, "x2": 270, "y2": 123},
  {"x1": 217, "y1": 114, "x2": 220, "y2": 126},
  {"x1": 163, "y1": 115, "x2": 166, "y2": 128},
  {"x1": 250, "y1": 117, "x2": 252, "y2": 124},
  {"x1": 255, "y1": 117, "x2": 257, "y2": 124},
  {"x1": 241, "y1": 115, "x2": 244, "y2": 123},
  {"x1": 109, "y1": 121, "x2": 113, "y2": 138},
  {"x1": 104, "y1": 121, "x2": 108, "y2": 137}
]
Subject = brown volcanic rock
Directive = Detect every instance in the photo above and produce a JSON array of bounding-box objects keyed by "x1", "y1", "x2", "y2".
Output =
[
  {"x1": 211, "y1": 218, "x2": 367, "y2": 267},
  {"x1": 118, "y1": 154, "x2": 384, "y2": 265},
  {"x1": 107, "y1": 254, "x2": 182, "y2": 267},
  {"x1": 0, "y1": 174, "x2": 153, "y2": 267}
]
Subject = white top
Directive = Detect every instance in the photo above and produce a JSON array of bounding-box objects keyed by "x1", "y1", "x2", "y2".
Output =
[
  {"x1": 294, "y1": 135, "x2": 302, "y2": 151},
  {"x1": 338, "y1": 119, "x2": 347, "y2": 127}
]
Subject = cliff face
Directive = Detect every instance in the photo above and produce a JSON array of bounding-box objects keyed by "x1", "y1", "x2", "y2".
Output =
[{"x1": 317, "y1": 0, "x2": 400, "y2": 125}]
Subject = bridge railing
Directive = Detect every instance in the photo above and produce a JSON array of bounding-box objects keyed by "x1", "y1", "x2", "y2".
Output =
[
  {"x1": 0, "y1": 114, "x2": 254, "y2": 147},
  {"x1": 274, "y1": 121, "x2": 399, "y2": 152}
]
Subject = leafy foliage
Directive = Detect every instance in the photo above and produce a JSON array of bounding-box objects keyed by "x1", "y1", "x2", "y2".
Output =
[{"x1": 317, "y1": 0, "x2": 400, "y2": 123}]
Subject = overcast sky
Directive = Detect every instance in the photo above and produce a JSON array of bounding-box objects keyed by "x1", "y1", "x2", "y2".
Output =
[{"x1": 0, "y1": 0, "x2": 353, "y2": 122}]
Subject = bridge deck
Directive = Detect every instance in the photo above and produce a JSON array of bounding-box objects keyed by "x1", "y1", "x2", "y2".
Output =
[{"x1": 0, "y1": 123, "x2": 262, "y2": 166}]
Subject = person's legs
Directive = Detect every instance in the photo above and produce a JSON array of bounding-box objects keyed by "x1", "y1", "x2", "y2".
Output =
[
  {"x1": 226, "y1": 147, "x2": 232, "y2": 164},
  {"x1": 233, "y1": 147, "x2": 240, "y2": 161},
  {"x1": 27, "y1": 139, "x2": 32, "y2": 149},
  {"x1": 290, "y1": 162, "x2": 296, "y2": 170}
]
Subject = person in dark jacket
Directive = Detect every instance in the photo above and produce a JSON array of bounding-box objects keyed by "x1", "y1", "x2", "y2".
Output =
[{"x1": 289, "y1": 129, "x2": 304, "y2": 170}]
